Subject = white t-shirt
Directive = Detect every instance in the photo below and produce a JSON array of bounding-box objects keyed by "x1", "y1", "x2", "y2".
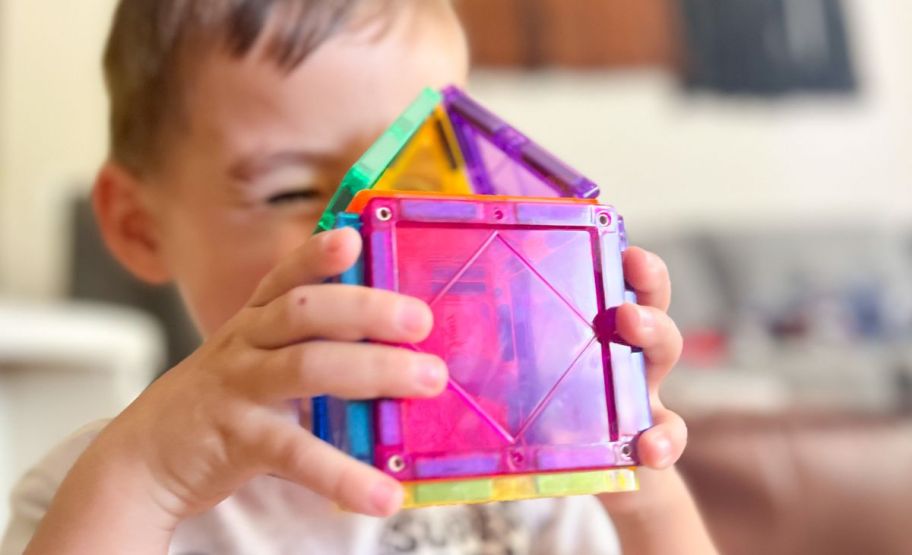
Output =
[{"x1": 0, "y1": 421, "x2": 621, "y2": 554}]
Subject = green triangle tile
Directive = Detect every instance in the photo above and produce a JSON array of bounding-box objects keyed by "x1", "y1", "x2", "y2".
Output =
[{"x1": 316, "y1": 87, "x2": 442, "y2": 232}]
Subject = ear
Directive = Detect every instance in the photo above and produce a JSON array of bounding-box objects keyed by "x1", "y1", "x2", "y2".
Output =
[{"x1": 92, "y1": 161, "x2": 171, "y2": 284}]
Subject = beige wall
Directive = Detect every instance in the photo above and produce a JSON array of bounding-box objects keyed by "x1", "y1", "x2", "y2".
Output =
[
  {"x1": 470, "y1": 1, "x2": 912, "y2": 235},
  {"x1": 0, "y1": 1, "x2": 910, "y2": 299},
  {"x1": 0, "y1": 0, "x2": 116, "y2": 298}
]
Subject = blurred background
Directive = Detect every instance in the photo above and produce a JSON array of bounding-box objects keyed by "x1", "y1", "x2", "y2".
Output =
[{"x1": 1, "y1": 0, "x2": 911, "y2": 552}]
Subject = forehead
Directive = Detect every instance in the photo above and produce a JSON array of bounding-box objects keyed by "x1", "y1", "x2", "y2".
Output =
[{"x1": 180, "y1": 7, "x2": 468, "y2": 164}]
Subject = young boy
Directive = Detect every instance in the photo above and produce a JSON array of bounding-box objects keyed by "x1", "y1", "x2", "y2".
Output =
[{"x1": 2, "y1": 1, "x2": 715, "y2": 553}]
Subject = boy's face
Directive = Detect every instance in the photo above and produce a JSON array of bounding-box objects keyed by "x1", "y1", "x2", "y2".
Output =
[{"x1": 136, "y1": 7, "x2": 468, "y2": 335}]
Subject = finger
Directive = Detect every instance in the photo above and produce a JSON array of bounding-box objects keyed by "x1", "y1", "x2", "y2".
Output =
[
  {"x1": 249, "y1": 228, "x2": 362, "y2": 308},
  {"x1": 245, "y1": 342, "x2": 448, "y2": 401},
  {"x1": 614, "y1": 303, "x2": 683, "y2": 389},
  {"x1": 245, "y1": 284, "x2": 433, "y2": 348},
  {"x1": 622, "y1": 247, "x2": 671, "y2": 312},
  {"x1": 261, "y1": 420, "x2": 404, "y2": 516},
  {"x1": 636, "y1": 407, "x2": 687, "y2": 470}
]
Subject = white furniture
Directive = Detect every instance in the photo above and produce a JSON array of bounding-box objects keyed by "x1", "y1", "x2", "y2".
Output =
[{"x1": 0, "y1": 300, "x2": 165, "y2": 529}]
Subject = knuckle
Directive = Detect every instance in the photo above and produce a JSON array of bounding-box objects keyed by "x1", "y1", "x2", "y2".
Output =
[
  {"x1": 374, "y1": 347, "x2": 409, "y2": 373},
  {"x1": 329, "y1": 465, "x2": 354, "y2": 504},
  {"x1": 211, "y1": 403, "x2": 262, "y2": 466},
  {"x1": 284, "y1": 343, "x2": 315, "y2": 389},
  {"x1": 355, "y1": 287, "x2": 384, "y2": 313},
  {"x1": 271, "y1": 432, "x2": 313, "y2": 477},
  {"x1": 227, "y1": 407, "x2": 262, "y2": 446},
  {"x1": 287, "y1": 343, "x2": 323, "y2": 393},
  {"x1": 356, "y1": 290, "x2": 399, "y2": 332},
  {"x1": 675, "y1": 414, "x2": 689, "y2": 442},
  {"x1": 360, "y1": 346, "x2": 421, "y2": 397},
  {"x1": 367, "y1": 347, "x2": 393, "y2": 377},
  {"x1": 654, "y1": 255, "x2": 670, "y2": 277},
  {"x1": 361, "y1": 349, "x2": 396, "y2": 396},
  {"x1": 661, "y1": 316, "x2": 685, "y2": 355},
  {"x1": 377, "y1": 349, "x2": 417, "y2": 389},
  {"x1": 672, "y1": 326, "x2": 684, "y2": 354},
  {"x1": 290, "y1": 342, "x2": 318, "y2": 373},
  {"x1": 199, "y1": 334, "x2": 249, "y2": 388},
  {"x1": 285, "y1": 441, "x2": 312, "y2": 474},
  {"x1": 220, "y1": 352, "x2": 259, "y2": 395},
  {"x1": 324, "y1": 285, "x2": 375, "y2": 340}
]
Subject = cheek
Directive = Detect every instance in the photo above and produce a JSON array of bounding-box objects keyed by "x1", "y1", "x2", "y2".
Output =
[
  {"x1": 183, "y1": 258, "x2": 273, "y2": 337},
  {"x1": 176, "y1": 240, "x2": 275, "y2": 337},
  {"x1": 170, "y1": 213, "x2": 318, "y2": 337}
]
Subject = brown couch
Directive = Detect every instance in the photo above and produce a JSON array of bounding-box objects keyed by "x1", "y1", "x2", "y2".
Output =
[{"x1": 678, "y1": 412, "x2": 912, "y2": 555}]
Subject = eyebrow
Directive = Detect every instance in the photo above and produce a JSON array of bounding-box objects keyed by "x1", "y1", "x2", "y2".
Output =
[{"x1": 228, "y1": 150, "x2": 346, "y2": 182}]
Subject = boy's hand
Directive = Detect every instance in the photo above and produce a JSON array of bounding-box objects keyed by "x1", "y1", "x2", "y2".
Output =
[
  {"x1": 597, "y1": 247, "x2": 687, "y2": 516},
  {"x1": 89, "y1": 228, "x2": 445, "y2": 521}
]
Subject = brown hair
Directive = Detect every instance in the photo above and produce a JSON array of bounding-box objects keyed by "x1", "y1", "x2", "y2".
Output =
[{"x1": 104, "y1": 0, "x2": 392, "y2": 176}]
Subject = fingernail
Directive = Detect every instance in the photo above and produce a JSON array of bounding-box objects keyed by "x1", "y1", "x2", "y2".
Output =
[
  {"x1": 369, "y1": 480, "x2": 403, "y2": 515},
  {"x1": 418, "y1": 358, "x2": 446, "y2": 392},
  {"x1": 637, "y1": 305, "x2": 656, "y2": 334},
  {"x1": 396, "y1": 299, "x2": 431, "y2": 335}
]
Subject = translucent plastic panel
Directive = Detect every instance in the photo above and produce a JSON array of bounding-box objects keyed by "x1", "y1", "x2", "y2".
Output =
[
  {"x1": 318, "y1": 85, "x2": 601, "y2": 234},
  {"x1": 401, "y1": 468, "x2": 638, "y2": 509},
  {"x1": 310, "y1": 215, "x2": 374, "y2": 463},
  {"x1": 470, "y1": 130, "x2": 565, "y2": 198},
  {"x1": 374, "y1": 107, "x2": 472, "y2": 195},
  {"x1": 443, "y1": 86, "x2": 600, "y2": 200},
  {"x1": 498, "y1": 229, "x2": 601, "y2": 322},
  {"x1": 387, "y1": 225, "x2": 608, "y2": 479},
  {"x1": 316, "y1": 88, "x2": 442, "y2": 232},
  {"x1": 362, "y1": 196, "x2": 647, "y2": 482}
]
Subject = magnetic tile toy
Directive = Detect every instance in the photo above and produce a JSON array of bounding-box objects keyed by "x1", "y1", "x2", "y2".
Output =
[
  {"x1": 317, "y1": 88, "x2": 443, "y2": 233},
  {"x1": 372, "y1": 105, "x2": 471, "y2": 196},
  {"x1": 315, "y1": 194, "x2": 650, "y2": 508},
  {"x1": 311, "y1": 86, "x2": 652, "y2": 508},
  {"x1": 344, "y1": 189, "x2": 598, "y2": 216},
  {"x1": 361, "y1": 195, "x2": 650, "y2": 481},
  {"x1": 316, "y1": 86, "x2": 599, "y2": 233},
  {"x1": 442, "y1": 86, "x2": 600, "y2": 200},
  {"x1": 311, "y1": 213, "x2": 374, "y2": 464}
]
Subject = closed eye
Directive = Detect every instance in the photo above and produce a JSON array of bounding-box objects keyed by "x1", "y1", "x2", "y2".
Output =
[{"x1": 267, "y1": 190, "x2": 321, "y2": 205}]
